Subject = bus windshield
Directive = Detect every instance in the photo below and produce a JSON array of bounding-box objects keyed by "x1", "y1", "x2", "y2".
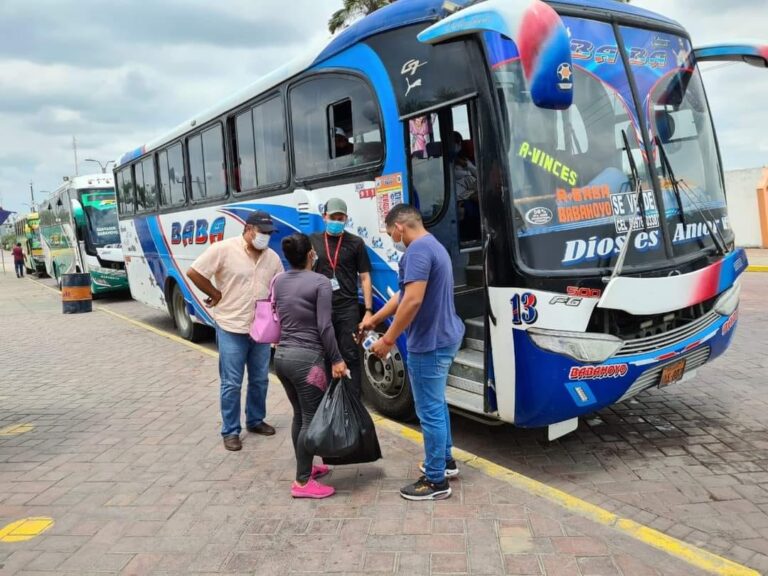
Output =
[
  {"x1": 621, "y1": 26, "x2": 732, "y2": 259},
  {"x1": 79, "y1": 190, "x2": 121, "y2": 247},
  {"x1": 488, "y1": 17, "x2": 728, "y2": 274}
]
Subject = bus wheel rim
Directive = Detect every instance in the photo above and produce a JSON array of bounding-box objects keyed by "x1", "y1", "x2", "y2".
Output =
[{"x1": 364, "y1": 348, "x2": 405, "y2": 399}]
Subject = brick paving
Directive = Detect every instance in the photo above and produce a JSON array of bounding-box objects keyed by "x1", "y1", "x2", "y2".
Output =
[
  {"x1": 451, "y1": 272, "x2": 768, "y2": 574},
  {"x1": 0, "y1": 273, "x2": 712, "y2": 575},
  {"x1": 745, "y1": 248, "x2": 768, "y2": 267}
]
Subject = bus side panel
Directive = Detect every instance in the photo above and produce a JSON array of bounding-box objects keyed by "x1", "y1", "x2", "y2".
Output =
[
  {"x1": 488, "y1": 286, "x2": 600, "y2": 423},
  {"x1": 120, "y1": 218, "x2": 167, "y2": 312}
]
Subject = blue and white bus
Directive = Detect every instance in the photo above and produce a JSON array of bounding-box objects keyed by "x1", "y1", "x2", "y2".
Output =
[{"x1": 115, "y1": 0, "x2": 766, "y2": 438}]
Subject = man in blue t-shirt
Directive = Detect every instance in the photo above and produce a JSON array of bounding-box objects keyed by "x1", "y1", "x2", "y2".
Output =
[{"x1": 360, "y1": 204, "x2": 465, "y2": 501}]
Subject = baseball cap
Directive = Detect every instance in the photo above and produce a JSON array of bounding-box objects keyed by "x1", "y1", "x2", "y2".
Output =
[
  {"x1": 324, "y1": 198, "x2": 347, "y2": 216},
  {"x1": 245, "y1": 210, "x2": 275, "y2": 233}
]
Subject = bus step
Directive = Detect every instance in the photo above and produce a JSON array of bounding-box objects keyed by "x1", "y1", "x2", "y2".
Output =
[
  {"x1": 450, "y1": 348, "x2": 483, "y2": 383},
  {"x1": 465, "y1": 317, "x2": 483, "y2": 341},
  {"x1": 464, "y1": 337, "x2": 483, "y2": 352},
  {"x1": 465, "y1": 265, "x2": 483, "y2": 287},
  {"x1": 447, "y1": 374, "x2": 484, "y2": 396}
]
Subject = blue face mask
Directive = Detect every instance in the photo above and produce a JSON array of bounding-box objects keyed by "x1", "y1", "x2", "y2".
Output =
[{"x1": 326, "y1": 220, "x2": 345, "y2": 236}]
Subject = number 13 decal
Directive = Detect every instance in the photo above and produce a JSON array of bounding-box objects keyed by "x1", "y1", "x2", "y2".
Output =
[{"x1": 511, "y1": 292, "x2": 538, "y2": 325}]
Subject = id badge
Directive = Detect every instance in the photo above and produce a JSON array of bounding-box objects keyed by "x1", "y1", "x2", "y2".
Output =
[{"x1": 330, "y1": 277, "x2": 341, "y2": 291}]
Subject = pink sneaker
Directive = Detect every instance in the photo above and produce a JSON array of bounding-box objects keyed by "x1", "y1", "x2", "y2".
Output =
[
  {"x1": 291, "y1": 479, "x2": 335, "y2": 499},
  {"x1": 311, "y1": 464, "x2": 330, "y2": 479}
]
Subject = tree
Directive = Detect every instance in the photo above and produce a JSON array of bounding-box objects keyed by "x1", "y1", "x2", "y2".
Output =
[{"x1": 328, "y1": 0, "x2": 392, "y2": 34}]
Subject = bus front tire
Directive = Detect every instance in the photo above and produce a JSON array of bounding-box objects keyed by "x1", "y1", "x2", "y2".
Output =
[
  {"x1": 361, "y1": 339, "x2": 416, "y2": 422},
  {"x1": 171, "y1": 284, "x2": 208, "y2": 342}
]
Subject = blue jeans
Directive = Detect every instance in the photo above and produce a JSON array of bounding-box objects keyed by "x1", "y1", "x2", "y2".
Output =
[
  {"x1": 15, "y1": 261, "x2": 24, "y2": 277},
  {"x1": 215, "y1": 326, "x2": 271, "y2": 437},
  {"x1": 407, "y1": 342, "x2": 461, "y2": 483}
]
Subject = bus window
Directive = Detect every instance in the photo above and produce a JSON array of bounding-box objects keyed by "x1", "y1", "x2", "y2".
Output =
[
  {"x1": 409, "y1": 113, "x2": 446, "y2": 223},
  {"x1": 235, "y1": 110, "x2": 258, "y2": 192},
  {"x1": 329, "y1": 99, "x2": 354, "y2": 159},
  {"x1": 203, "y1": 125, "x2": 227, "y2": 199},
  {"x1": 167, "y1": 143, "x2": 186, "y2": 206},
  {"x1": 253, "y1": 97, "x2": 287, "y2": 187},
  {"x1": 191, "y1": 125, "x2": 228, "y2": 201},
  {"x1": 157, "y1": 150, "x2": 170, "y2": 206},
  {"x1": 136, "y1": 156, "x2": 157, "y2": 213},
  {"x1": 290, "y1": 75, "x2": 383, "y2": 180},
  {"x1": 116, "y1": 167, "x2": 135, "y2": 216}
]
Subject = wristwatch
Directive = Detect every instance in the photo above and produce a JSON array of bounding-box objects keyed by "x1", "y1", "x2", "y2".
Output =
[{"x1": 365, "y1": 307, "x2": 373, "y2": 313}]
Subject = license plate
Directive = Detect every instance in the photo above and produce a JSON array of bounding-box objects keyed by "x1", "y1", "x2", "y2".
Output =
[{"x1": 659, "y1": 359, "x2": 687, "y2": 388}]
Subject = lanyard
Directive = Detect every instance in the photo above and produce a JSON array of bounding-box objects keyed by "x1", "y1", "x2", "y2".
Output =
[{"x1": 324, "y1": 232, "x2": 344, "y2": 274}]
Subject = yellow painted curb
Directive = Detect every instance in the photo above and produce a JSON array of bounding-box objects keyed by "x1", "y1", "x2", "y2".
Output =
[
  {"x1": 747, "y1": 265, "x2": 768, "y2": 272},
  {"x1": 0, "y1": 424, "x2": 34, "y2": 437},
  {"x1": 0, "y1": 517, "x2": 54, "y2": 543},
  {"x1": 41, "y1": 277, "x2": 758, "y2": 576},
  {"x1": 373, "y1": 415, "x2": 759, "y2": 576}
]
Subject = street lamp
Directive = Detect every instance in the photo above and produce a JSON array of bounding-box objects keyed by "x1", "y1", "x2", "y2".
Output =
[{"x1": 84, "y1": 158, "x2": 115, "y2": 174}]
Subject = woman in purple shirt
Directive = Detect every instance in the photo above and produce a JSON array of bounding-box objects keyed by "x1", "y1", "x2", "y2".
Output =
[{"x1": 273, "y1": 233, "x2": 347, "y2": 499}]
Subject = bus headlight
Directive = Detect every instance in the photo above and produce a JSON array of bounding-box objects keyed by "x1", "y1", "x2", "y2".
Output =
[
  {"x1": 527, "y1": 328, "x2": 624, "y2": 363},
  {"x1": 714, "y1": 282, "x2": 740, "y2": 317}
]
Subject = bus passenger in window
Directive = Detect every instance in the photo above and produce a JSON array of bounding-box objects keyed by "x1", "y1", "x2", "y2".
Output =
[
  {"x1": 453, "y1": 132, "x2": 480, "y2": 244},
  {"x1": 310, "y1": 198, "x2": 373, "y2": 399},
  {"x1": 273, "y1": 233, "x2": 347, "y2": 499},
  {"x1": 334, "y1": 127, "x2": 354, "y2": 157},
  {"x1": 186, "y1": 211, "x2": 283, "y2": 452}
]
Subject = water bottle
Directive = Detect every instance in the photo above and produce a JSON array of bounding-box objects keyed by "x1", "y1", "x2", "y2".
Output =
[{"x1": 360, "y1": 331, "x2": 391, "y2": 360}]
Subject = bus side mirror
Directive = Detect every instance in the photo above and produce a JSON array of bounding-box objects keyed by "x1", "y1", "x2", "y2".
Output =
[
  {"x1": 693, "y1": 43, "x2": 768, "y2": 68},
  {"x1": 418, "y1": 0, "x2": 573, "y2": 110}
]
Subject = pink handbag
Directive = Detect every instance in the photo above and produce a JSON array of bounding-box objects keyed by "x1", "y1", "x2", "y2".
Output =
[{"x1": 250, "y1": 274, "x2": 281, "y2": 344}]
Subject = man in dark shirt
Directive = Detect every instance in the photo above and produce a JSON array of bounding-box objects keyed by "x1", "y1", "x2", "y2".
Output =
[
  {"x1": 12, "y1": 243, "x2": 24, "y2": 278},
  {"x1": 310, "y1": 198, "x2": 373, "y2": 397}
]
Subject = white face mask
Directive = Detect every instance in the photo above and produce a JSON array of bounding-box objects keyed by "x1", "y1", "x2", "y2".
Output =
[
  {"x1": 392, "y1": 228, "x2": 407, "y2": 253},
  {"x1": 251, "y1": 233, "x2": 270, "y2": 251}
]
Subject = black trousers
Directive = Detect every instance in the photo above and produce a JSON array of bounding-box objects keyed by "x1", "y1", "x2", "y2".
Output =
[
  {"x1": 274, "y1": 347, "x2": 328, "y2": 483},
  {"x1": 332, "y1": 302, "x2": 362, "y2": 398}
]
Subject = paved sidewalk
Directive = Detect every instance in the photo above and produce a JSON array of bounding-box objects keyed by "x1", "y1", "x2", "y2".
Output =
[
  {"x1": 745, "y1": 248, "x2": 768, "y2": 268},
  {"x1": 0, "y1": 272, "x2": 714, "y2": 575}
]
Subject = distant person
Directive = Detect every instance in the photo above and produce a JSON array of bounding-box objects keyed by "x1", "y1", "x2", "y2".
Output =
[
  {"x1": 12, "y1": 242, "x2": 24, "y2": 278},
  {"x1": 187, "y1": 211, "x2": 283, "y2": 452},
  {"x1": 360, "y1": 204, "x2": 464, "y2": 501},
  {"x1": 273, "y1": 233, "x2": 347, "y2": 499},
  {"x1": 310, "y1": 198, "x2": 373, "y2": 399}
]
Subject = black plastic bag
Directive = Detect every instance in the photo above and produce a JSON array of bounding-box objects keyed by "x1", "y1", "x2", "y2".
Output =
[
  {"x1": 305, "y1": 378, "x2": 359, "y2": 458},
  {"x1": 324, "y1": 386, "x2": 382, "y2": 466}
]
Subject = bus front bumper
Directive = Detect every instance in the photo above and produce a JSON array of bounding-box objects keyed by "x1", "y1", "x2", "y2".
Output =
[{"x1": 512, "y1": 300, "x2": 740, "y2": 428}]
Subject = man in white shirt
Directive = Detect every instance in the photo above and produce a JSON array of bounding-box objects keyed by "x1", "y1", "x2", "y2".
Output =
[{"x1": 187, "y1": 211, "x2": 284, "y2": 451}]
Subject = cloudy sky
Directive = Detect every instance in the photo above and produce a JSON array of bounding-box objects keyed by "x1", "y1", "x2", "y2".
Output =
[{"x1": 0, "y1": 0, "x2": 766, "y2": 214}]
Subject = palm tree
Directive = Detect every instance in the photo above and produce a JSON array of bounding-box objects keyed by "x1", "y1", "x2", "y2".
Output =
[{"x1": 328, "y1": 0, "x2": 393, "y2": 34}]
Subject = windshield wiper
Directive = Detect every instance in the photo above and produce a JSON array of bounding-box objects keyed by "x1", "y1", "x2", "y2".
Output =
[
  {"x1": 654, "y1": 136, "x2": 726, "y2": 257},
  {"x1": 603, "y1": 130, "x2": 647, "y2": 284},
  {"x1": 655, "y1": 135, "x2": 685, "y2": 227}
]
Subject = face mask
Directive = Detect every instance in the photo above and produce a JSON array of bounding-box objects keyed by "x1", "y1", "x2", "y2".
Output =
[
  {"x1": 454, "y1": 144, "x2": 462, "y2": 154},
  {"x1": 251, "y1": 233, "x2": 270, "y2": 251},
  {"x1": 326, "y1": 220, "x2": 345, "y2": 236},
  {"x1": 392, "y1": 228, "x2": 407, "y2": 253}
]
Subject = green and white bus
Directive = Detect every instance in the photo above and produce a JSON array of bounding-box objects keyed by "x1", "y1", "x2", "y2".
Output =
[{"x1": 39, "y1": 174, "x2": 129, "y2": 294}]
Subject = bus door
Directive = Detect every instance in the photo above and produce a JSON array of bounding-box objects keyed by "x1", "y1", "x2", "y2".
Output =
[{"x1": 408, "y1": 101, "x2": 483, "y2": 301}]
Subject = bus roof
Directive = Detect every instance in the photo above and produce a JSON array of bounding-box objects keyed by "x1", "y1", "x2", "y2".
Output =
[
  {"x1": 116, "y1": 0, "x2": 681, "y2": 168},
  {"x1": 51, "y1": 174, "x2": 115, "y2": 198}
]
